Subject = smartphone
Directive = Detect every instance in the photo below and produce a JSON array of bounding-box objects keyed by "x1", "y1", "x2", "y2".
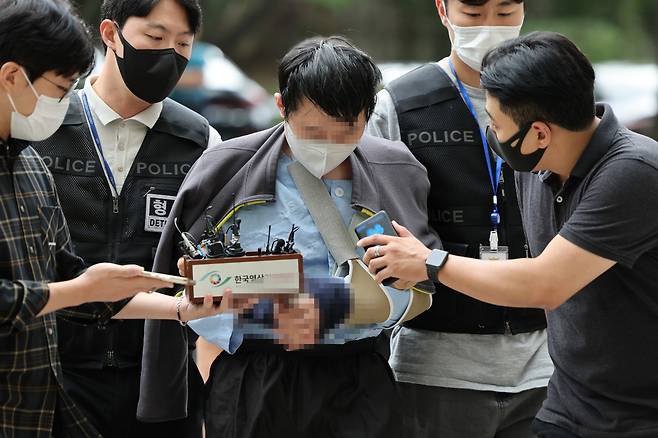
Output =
[
  {"x1": 140, "y1": 271, "x2": 196, "y2": 286},
  {"x1": 354, "y1": 211, "x2": 399, "y2": 286}
]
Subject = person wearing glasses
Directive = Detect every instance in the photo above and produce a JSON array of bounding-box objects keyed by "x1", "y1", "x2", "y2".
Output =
[
  {"x1": 32, "y1": 0, "x2": 223, "y2": 437},
  {"x1": 0, "y1": 1, "x2": 222, "y2": 437},
  {"x1": 40, "y1": 76, "x2": 80, "y2": 102}
]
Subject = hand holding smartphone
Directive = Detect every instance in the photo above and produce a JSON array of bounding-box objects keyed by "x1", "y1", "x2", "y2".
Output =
[{"x1": 354, "y1": 211, "x2": 399, "y2": 286}]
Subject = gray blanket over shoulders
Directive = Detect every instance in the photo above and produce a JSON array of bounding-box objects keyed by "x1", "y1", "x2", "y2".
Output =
[{"x1": 136, "y1": 123, "x2": 441, "y2": 421}]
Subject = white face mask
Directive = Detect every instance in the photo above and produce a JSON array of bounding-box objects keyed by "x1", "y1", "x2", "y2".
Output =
[
  {"x1": 6, "y1": 68, "x2": 70, "y2": 142},
  {"x1": 445, "y1": 15, "x2": 523, "y2": 72},
  {"x1": 285, "y1": 123, "x2": 361, "y2": 179}
]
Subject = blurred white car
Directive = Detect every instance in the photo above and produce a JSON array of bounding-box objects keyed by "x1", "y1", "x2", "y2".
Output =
[
  {"x1": 171, "y1": 42, "x2": 279, "y2": 139},
  {"x1": 594, "y1": 62, "x2": 658, "y2": 133}
]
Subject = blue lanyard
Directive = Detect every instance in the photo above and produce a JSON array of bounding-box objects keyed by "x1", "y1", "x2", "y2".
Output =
[
  {"x1": 79, "y1": 90, "x2": 118, "y2": 195},
  {"x1": 448, "y1": 59, "x2": 503, "y2": 228}
]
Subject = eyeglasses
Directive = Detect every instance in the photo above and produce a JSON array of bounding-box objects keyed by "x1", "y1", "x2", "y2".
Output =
[{"x1": 40, "y1": 75, "x2": 81, "y2": 102}]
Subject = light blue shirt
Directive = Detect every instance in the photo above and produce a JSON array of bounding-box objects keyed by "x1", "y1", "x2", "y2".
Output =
[{"x1": 189, "y1": 153, "x2": 410, "y2": 353}]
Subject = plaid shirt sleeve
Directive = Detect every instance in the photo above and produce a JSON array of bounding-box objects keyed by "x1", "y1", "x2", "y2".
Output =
[
  {"x1": 0, "y1": 144, "x2": 58, "y2": 336},
  {"x1": 1, "y1": 146, "x2": 125, "y2": 334},
  {"x1": 0, "y1": 279, "x2": 50, "y2": 335},
  {"x1": 1, "y1": 142, "x2": 103, "y2": 437}
]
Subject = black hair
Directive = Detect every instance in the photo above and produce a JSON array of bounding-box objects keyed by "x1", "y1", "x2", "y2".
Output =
[
  {"x1": 0, "y1": 0, "x2": 94, "y2": 80},
  {"x1": 101, "y1": 0, "x2": 202, "y2": 34},
  {"x1": 444, "y1": 0, "x2": 523, "y2": 6},
  {"x1": 278, "y1": 36, "x2": 382, "y2": 122},
  {"x1": 480, "y1": 32, "x2": 596, "y2": 131}
]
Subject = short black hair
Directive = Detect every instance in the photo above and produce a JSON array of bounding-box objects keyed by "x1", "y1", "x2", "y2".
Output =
[
  {"x1": 278, "y1": 36, "x2": 382, "y2": 122},
  {"x1": 0, "y1": 0, "x2": 94, "y2": 80},
  {"x1": 101, "y1": 0, "x2": 202, "y2": 34},
  {"x1": 444, "y1": 0, "x2": 523, "y2": 6},
  {"x1": 481, "y1": 32, "x2": 596, "y2": 131}
]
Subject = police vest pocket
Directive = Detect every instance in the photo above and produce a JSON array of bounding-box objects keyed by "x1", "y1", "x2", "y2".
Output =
[{"x1": 37, "y1": 205, "x2": 61, "y2": 270}]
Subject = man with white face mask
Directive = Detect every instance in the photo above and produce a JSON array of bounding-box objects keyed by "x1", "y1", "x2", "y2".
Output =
[
  {"x1": 138, "y1": 36, "x2": 441, "y2": 437},
  {"x1": 0, "y1": 1, "x2": 219, "y2": 436},
  {"x1": 367, "y1": 0, "x2": 552, "y2": 437}
]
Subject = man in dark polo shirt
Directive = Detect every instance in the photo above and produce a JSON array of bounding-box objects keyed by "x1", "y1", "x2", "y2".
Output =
[{"x1": 358, "y1": 31, "x2": 658, "y2": 438}]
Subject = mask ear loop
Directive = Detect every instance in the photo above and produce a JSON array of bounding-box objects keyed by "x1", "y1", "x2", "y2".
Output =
[
  {"x1": 442, "y1": 0, "x2": 453, "y2": 28},
  {"x1": 4, "y1": 67, "x2": 39, "y2": 113},
  {"x1": 19, "y1": 68, "x2": 40, "y2": 101},
  {"x1": 508, "y1": 123, "x2": 534, "y2": 150},
  {"x1": 489, "y1": 122, "x2": 533, "y2": 149},
  {"x1": 110, "y1": 21, "x2": 125, "y2": 59},
  {"x1": 5, "y1": 91, "x2": 18, "y2": 114}
]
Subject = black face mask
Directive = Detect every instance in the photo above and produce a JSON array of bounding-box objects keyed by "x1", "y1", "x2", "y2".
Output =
[
  {"x1": 486, "y1": 123, "x2": 546, "y2": 172},
  {"x1": 113, "y1": 24, "x2": 189, "y2": 104}
]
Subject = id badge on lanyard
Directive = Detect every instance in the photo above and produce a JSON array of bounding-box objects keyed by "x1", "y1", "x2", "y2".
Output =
[
  {"x1": 480, "y1": 231, "x2": 509, "y2": 260},
  {"x1": 449, "y1": 60, "x2": 508, "y2": 261}
]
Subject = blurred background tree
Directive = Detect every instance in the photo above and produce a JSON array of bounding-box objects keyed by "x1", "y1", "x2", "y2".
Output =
[
  {"x1": 73, "y1": 0, "x2": 658, "y2": 84},
  {"x1": 72, "y1": 0, "x2": 658, "y2": 137}
]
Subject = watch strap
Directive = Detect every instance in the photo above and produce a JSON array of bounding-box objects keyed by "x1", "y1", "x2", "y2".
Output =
[{"x1": 426, "y1": 249, "x2": 449, "y2": 283}]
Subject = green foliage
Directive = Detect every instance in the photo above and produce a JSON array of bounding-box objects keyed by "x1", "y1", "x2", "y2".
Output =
[
  {"x1": 72, "y1": 0, "x2": 657, "y2": 67},
  {"x1": 524, "y1": 19, "x2": 654, "y2": 63},
  {"x1": 304, "y1": 0, "x2": 353, "y2": 9},
  {"x1": 69, "y1": 0, "x2": 658, "y2": 137}
]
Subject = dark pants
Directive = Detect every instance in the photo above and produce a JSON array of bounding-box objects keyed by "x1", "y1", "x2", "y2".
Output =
[
  {"x1": 531, "y1": 419, "x2": 581, "y2": 438},
  {"x1": 63, "y1": 366, "x2": 202, "y2": 438},
  {"x1": 205, "y1": 339, "x2": 402, "y2": 438},
  {"x1": 397, "y1": 382, "x2": 547, "y2": 438}
]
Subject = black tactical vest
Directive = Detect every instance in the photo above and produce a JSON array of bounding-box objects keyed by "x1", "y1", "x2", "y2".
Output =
[
  {"x1": 33, "y1": 94, "x2": 209, "y2": 368},
  {"x1": 386, "y1": 64, "x2": 546, "y2": 334}
]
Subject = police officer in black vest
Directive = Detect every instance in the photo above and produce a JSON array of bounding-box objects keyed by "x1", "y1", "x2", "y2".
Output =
[
  {"x1": 33, "y1": 1, "x2": 221, "y2": 437},
  {"x1": 367, "y1": 1, "x2": 551, "y2": 437}
]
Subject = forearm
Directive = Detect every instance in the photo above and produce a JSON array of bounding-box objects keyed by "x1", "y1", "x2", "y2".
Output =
[
  {"x1": 361, "y1": 225, "x2": 613, "y2": 312},
  {"x1": 438, "y1": 255, "x2": 553, "y2": 310},
  {"x1": 112, "y1": 292, "x2": 177, "y2": 320},
  {"x1": 38, "y1": 279, "x2": 85, "y2": 317}
]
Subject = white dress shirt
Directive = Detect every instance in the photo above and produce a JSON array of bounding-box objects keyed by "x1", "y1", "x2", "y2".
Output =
[{"x1": 82, "y1": 76, "x2": 222, "y2": 193}]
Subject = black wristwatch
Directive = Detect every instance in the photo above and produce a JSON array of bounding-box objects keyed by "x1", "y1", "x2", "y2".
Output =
[{"x1": 426, "y1": 249, "x2": 449, "y2": 282}]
